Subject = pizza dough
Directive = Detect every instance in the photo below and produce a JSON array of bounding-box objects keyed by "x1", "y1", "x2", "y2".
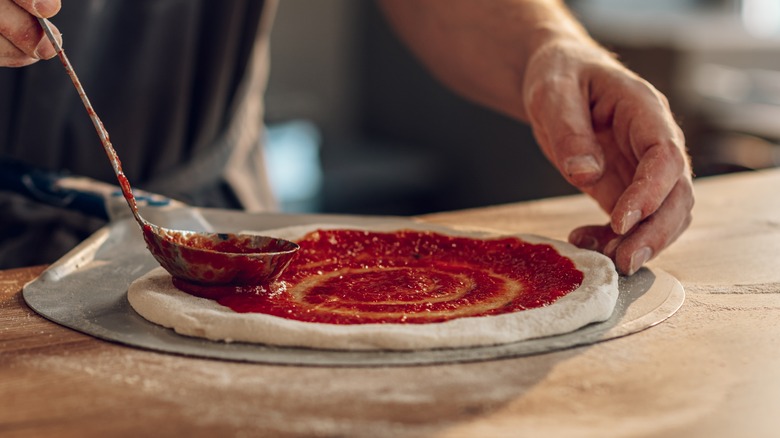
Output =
[{"x1": 128, "y1": 223, "x2": 619, "y2": 350}]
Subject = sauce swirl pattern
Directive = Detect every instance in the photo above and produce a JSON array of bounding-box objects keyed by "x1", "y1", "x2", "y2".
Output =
[{"x1": 174, "y1": 229, "x2": 584, "y2": 325}]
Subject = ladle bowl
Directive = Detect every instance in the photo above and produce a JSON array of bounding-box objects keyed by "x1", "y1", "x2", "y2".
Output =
[{"x1": 142, "y1": 222, "x2": 299, "y2": 286}]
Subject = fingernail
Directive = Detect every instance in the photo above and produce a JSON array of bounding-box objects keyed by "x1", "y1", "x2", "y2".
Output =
[
  {"x1": 628, "y1": 246, "x2": 653, "y2": 275},
  {"x1": 564, "y1": 155, "x2": 601, "y2": 178},
  {"x1": 620, "y1": 209, "x2": 642, "y2": 234},
  {"x1": 32, "y1": 0, "x2": 57, "y2": 17},
  {"x1": 33, "y1": 38, "x2": 56, "y2": 59}
]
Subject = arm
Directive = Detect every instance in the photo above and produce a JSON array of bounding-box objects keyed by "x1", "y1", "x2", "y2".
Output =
[
  {"x1": 378, "y1": 0, "x2": 693, "y2": 275},
  {"x1": 0, "y1": 0, "x2": 62, "y2": 67}
]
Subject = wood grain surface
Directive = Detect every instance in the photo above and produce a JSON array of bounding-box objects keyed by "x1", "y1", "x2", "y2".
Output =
[{"x1": 2, "y1": 169, "x2": 780, "y2": 438}]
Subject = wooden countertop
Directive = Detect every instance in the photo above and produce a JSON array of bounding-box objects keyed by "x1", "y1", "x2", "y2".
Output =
[{"x1": 2, "y1": 169, "x2": 780, "y2": 437}]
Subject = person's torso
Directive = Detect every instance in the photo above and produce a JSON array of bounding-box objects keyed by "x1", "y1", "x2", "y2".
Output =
[{"x1": 0, "y1": 0, "x2": 266, "y2": 188}]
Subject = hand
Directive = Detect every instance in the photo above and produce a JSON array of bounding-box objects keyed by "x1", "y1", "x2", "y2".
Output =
[
  {"x1": 523, "y1": 39, "x2": 694, "y2": 275},
  {"x1": 378, "y1": 0, "x2": 694, "y2": 275},
  {"x1": 0, "y1": 0, "x2": 62, "y2": 67}
]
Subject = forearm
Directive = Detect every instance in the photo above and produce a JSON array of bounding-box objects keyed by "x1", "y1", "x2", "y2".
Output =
[{"x1": 377, "y1": 0, "x2": 601, "y2": 122}]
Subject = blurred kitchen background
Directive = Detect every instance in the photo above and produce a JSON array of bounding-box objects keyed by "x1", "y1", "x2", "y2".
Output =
[{"x1": 263, "y1": 0, "x2": 780, "y2": 215}]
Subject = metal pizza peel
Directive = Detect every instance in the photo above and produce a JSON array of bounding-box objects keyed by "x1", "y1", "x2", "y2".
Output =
[{"x1": 22, "y1": 207, "x2": 684, "y2": 367}]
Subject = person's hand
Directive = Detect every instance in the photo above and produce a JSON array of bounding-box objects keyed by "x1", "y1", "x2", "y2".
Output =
[
  {"x1": 378, "y1": 0, "x2": 694, "y2": 275},
  {"x1": 523, "y1": 39, "x2": 694, "y2": 275},
  {"x1": 0, "y1": 0, "x2": 62, "y2": 67}
]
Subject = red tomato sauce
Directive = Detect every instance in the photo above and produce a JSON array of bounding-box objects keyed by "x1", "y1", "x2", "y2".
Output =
[{"x1": 173, "y1": 229, "x2": 584, "y2": 325}]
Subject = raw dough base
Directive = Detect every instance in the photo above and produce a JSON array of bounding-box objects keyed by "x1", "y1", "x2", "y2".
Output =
[{"x1": 127, "y1": 224, "x2": 619, "y2": 351}]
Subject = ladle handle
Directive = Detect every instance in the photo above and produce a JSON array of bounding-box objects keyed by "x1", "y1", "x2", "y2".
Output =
[{"x1": 37, "y1": 17, "x2": 143, "y2": 224}]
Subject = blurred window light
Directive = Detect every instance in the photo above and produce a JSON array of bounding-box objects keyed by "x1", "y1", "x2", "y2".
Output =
[
  {"x1": 742, "y1": 0, "x2": 780, "y2": 37},
  {"x1": 264, "y1": 120, "x2": 323, "y2": 212}
]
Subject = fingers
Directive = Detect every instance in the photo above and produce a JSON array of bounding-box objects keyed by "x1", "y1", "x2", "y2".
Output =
[
  {"x1": 586, "y1": 72, "x2": 693, "y2": 275},
  {"x1": 0, "y1": 36, "x2": 36, "y2": 66},
  {"x1": 610, "y1": 141, "x2": 687, "y2": 235},
  {"x1": 528, "y1": 95, "x2": 605, "y2": 187},
  {"x1": 0, "y1": 0, "x2": 62, "y2": 67},
  {"x1": 571, "y1": 177, "x2": 694, "y2": 275},
  {"x1": 524, "y1": 56, "x2": 605, "y2": 188},
  {"x1": 608, "y1": 92, "x2": 689, "y2": 235},
  {"x1": 613, "y1": 177, "x2": 693, "y2": 274}
]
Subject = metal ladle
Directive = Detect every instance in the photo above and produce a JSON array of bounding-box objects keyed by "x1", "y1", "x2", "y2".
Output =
[{"x1": 37, "y1": 18, "x2": 299, "y2": 286}]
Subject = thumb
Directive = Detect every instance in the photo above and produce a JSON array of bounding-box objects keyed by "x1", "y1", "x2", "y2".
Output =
[
  {"x1": 525, "y1": 76, "x2": 604, "y2": 188},
  {"x1": 556, "y1": 133, "x2": 604, "y2": 187},
  {"x1": 13, "y1": 0, "x2": 61, "y2": 18}
]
